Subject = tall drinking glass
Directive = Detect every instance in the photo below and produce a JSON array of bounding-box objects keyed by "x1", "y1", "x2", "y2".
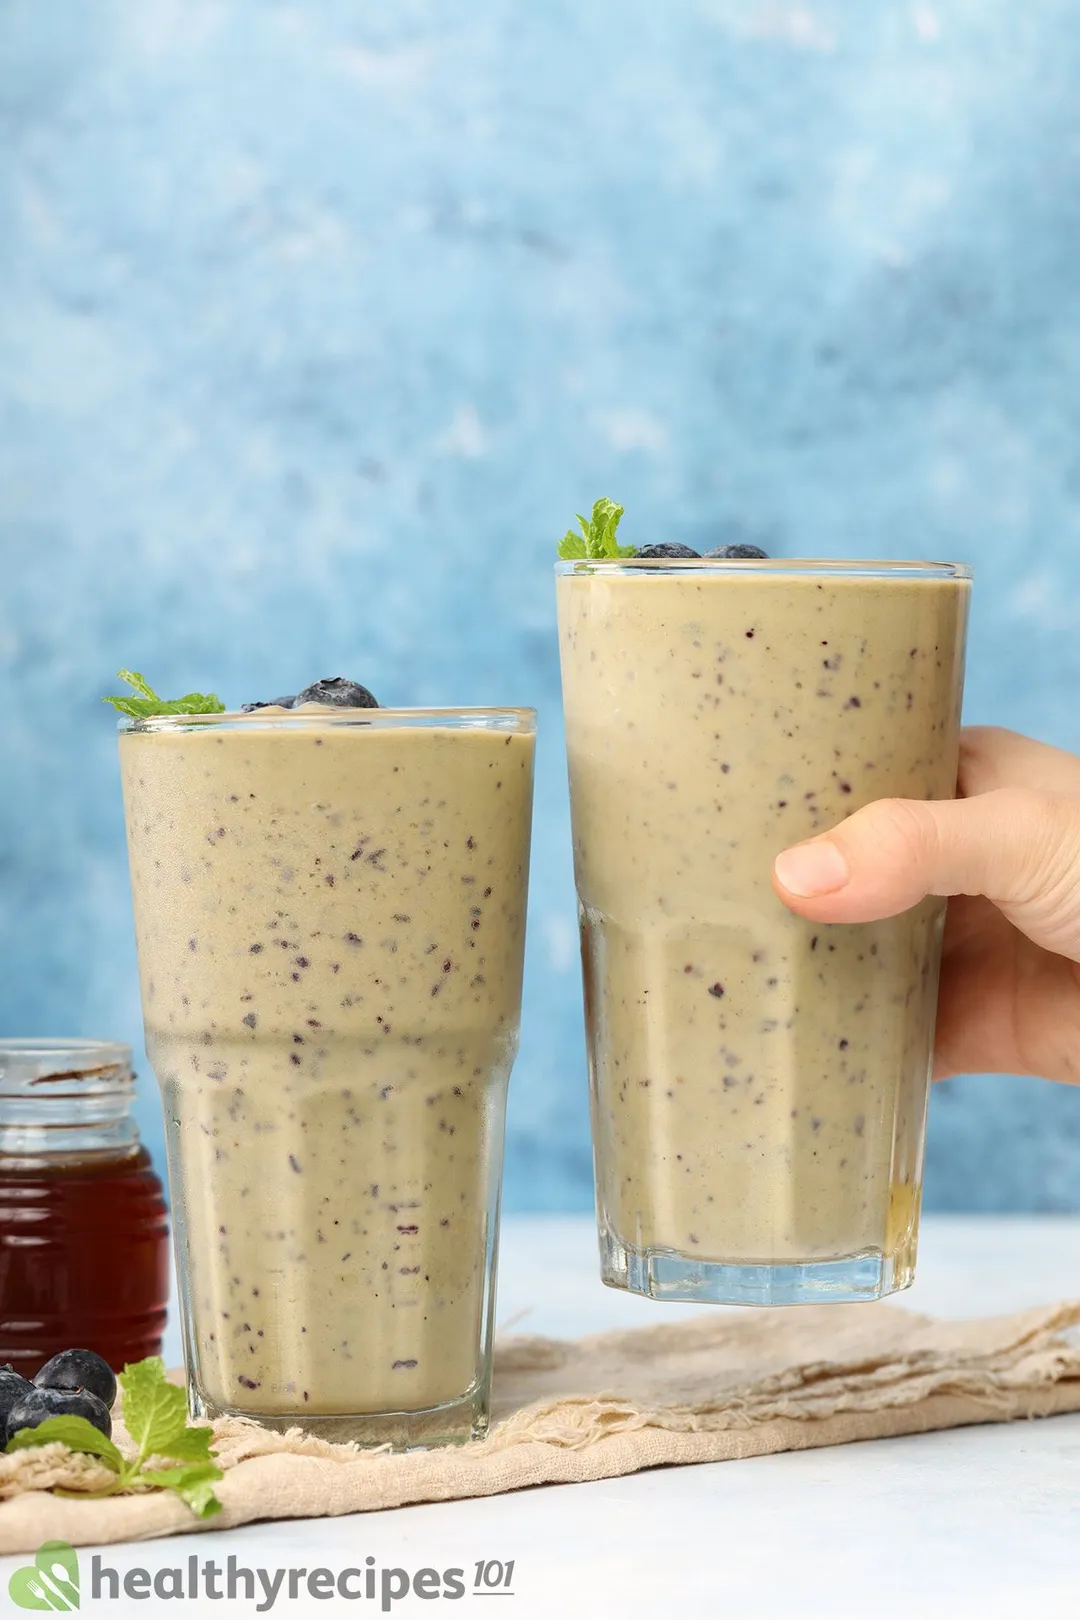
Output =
[
  {"x1": 557, "y1": 558, "x2": 971, "y2": 1305},
  {"x1": 119, "y1": 707, "x2": 535, "y2": 1446}
]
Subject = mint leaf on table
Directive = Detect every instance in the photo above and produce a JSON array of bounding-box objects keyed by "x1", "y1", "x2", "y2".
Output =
[
  {"x1": 115, "y1": 1359, "x2": 223, "y2": 1516},
  {"x1": 146, "y1": 1424, "x2": 216, "y2": 1463},
  {"x1": 5, "y1": 1415, "x2": 124, "y2": 1471},
  {"x1": 141, "y1": 1462, "x2": 223, "y2": 1519},
  {"x1": 103, "y1": 669, "x2": 226, "y2": 718},
  {"x1": 4, "y1": 1356, "x2": 224, "y2": 1518},
  {"x1": 557, "y1": 497, "x2": 636, "y2": 561},
  {"x1": 120, "y1": 1356, "x2": 188, "y2": 1457}
]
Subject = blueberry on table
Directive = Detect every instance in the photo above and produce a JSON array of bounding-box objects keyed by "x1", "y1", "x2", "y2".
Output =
[
  {"x1": 0, "y1": 1367, "x2": 34, "y2": 1430},
  {"x1": 294, "y1": 677, "x2": 380, "y2": 708},
  {"x1": 241, "y1": 695, "x2": 297, "y2": 712},
  {"x1": 704, "y1": 544, "x2": 770, "y2": 559},
  {"x1": 6, "y1": 1385, "x2": 113, "y2": 1443},
  {"x1": 34, "y1": 1347, "x2": 117, "y2": 1410},
  {"x1": 635, "y1": 544, "x2": 702, "y2": 559}
]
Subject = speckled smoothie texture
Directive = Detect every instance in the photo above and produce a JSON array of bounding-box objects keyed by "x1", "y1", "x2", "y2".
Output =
[
  {"x1": 557, "y1": 566, "x2": 969, "y2": 1272},
  {"x1": 120, "y1": 714, "x2": 534, "y2": 1421}
]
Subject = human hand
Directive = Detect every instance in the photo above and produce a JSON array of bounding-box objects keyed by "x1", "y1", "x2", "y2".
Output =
[{"x1": 771, "y1": 727, "x2": 1080, "y2": 1084}]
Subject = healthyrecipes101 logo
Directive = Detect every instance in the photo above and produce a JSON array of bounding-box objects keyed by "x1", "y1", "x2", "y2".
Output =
[
  {"x1": 9, "y1": 1541, "x2": 80, "y2": 1610},
  {"x1": 8, "y1": 1542, "x2": 520, "y2": 1611}
]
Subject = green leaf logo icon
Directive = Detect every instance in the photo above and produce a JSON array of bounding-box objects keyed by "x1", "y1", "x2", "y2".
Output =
[{"x1": 9, "y1": 1541, "x2": 79, "y2": 1610}]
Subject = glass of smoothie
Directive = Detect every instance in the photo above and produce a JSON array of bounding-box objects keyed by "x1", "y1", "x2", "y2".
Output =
[
  {"x1": 557, "y1": 551, "x2": 971, "y2": 1305},
  {"x1": 118, "y1": 698, "x2": 535, "y2": 1446}
]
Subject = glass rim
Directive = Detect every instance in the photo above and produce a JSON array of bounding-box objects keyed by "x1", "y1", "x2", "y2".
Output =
[
  {"x1": 118, "y1": 705, "x2": 538, "y2": 735},
  {"x1": 554, "y1": 558, "x2": 973, "y2": 579}
]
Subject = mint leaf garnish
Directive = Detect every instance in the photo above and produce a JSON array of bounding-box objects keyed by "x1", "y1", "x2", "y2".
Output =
[
  {"x1": 557, "y1": 497, "x2": 636, "y2": 561},
  {"x1": 117, "y1": 669, "x2": 158, "y2": 701},
  {"x1": 5, "y1": 1356, "x2": 223, "y2": 1517},
  {"x1": 6, "y1": 1415, "x2": 124, "y2": 1471},
  {"x1": 103, "y1": 670, "x2": 226, "y2": 718},
  {"x1": 557, "y1": 530, "x2": 588, "y2": 560}
]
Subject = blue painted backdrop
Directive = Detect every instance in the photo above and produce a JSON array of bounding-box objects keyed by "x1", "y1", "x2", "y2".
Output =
[{"x1": 3, "y1": 0, "x2": 1080, "y2": 1210}]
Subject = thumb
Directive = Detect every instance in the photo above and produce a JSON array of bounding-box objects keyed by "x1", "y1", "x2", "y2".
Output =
[{"x1": 772, "y1": 788, "x2": 1080, "y2": 956}]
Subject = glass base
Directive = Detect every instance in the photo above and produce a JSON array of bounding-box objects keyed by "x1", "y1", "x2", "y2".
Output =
[
  {"x1": 188, "y1": 1380, "x2": 488, "y2": 1450},
  {"x1": 600, "y1": 1229, "x2": 916, "y2": 1305}
]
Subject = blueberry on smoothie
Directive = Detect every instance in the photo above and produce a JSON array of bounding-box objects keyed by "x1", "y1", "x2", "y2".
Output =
[
  {"x1": 35, "y1": 1347, "x2": 117, "y2": 1410},
  {"x1": 241, "y1": 695, "x2": 297, "y2": 712},
  {"x1": 704, "y1": 544, "x2": 770, "y2": 559},
  {"x1": 294, "y1": 677, "x2": 380, "y2": 709},
  {"x1": 635, "y1": 544, "x2": 701, "y2": 559}
]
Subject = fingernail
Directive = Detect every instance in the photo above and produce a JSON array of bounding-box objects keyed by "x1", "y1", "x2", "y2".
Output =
[{"x1": 774, "y1": 840, "x2": 850, "y2": 897}]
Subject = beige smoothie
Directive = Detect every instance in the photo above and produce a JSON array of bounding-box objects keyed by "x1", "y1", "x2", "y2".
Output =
[
  {"x1": 120, "y1": 710, "x2": 534, "y2": 1440},
  {"x1": 557, "y1": 561, "x2": 970, "y2": 1302}
]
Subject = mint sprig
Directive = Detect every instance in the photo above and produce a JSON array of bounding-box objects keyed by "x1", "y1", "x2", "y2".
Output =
[
  {"x1": 103, "y1": 669, "x2": 226, "y2": 719},
  {"x1": 557, "y1": 497, "x2": 636, "y2": 561},
  {"x1": 6, "y1": 1357, "x2": 223, "y2": 1519},
  {"x1": 5, "y1": 1414, "x2": 124, "y2": 1469}
]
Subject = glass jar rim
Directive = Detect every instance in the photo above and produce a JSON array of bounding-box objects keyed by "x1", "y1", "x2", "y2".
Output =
[
  {"x1": 0, "y1": 1039, "x2": 132, "y2": 1075},
  {"x1": 0, "y1": 1043, "x2": 137, "y2": 1146},
  {"x1": 555, "y1": 559, "x2": 973, "y2": 579},
  {"x1": 0, "y1": 1041, "x2": 133, "y2": 1099},
  {"x1": 117, "y1": 706, "x2": 537, "y2": 735}
]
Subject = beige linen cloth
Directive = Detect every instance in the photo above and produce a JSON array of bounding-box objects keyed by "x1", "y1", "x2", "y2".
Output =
[{"x1": 2, "y1": 1300, "x2": 1080, "y2": 1553}]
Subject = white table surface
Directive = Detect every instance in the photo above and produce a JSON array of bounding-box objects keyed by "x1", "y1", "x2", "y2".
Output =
[{"x1": 5, "y1": 1213, "x2": 1080, "y2": 1618}]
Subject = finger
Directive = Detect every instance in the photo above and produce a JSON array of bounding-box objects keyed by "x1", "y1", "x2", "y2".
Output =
[
  {"x1": 959, "y1": 726, "x2": 1080, "y2": 800},
  {"x1": 932, "y1": 927, "x2": 1019, "y2": 1080},
  {"x1": 771, "y1": 789, "x2": 1080, "y2": 960},
  {"x1": 933, "y1": 928, "x2": 1080, "y2": 1087},
  {"x1": 937, "y1": 890, "x2": 995, "y2": 957}
]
